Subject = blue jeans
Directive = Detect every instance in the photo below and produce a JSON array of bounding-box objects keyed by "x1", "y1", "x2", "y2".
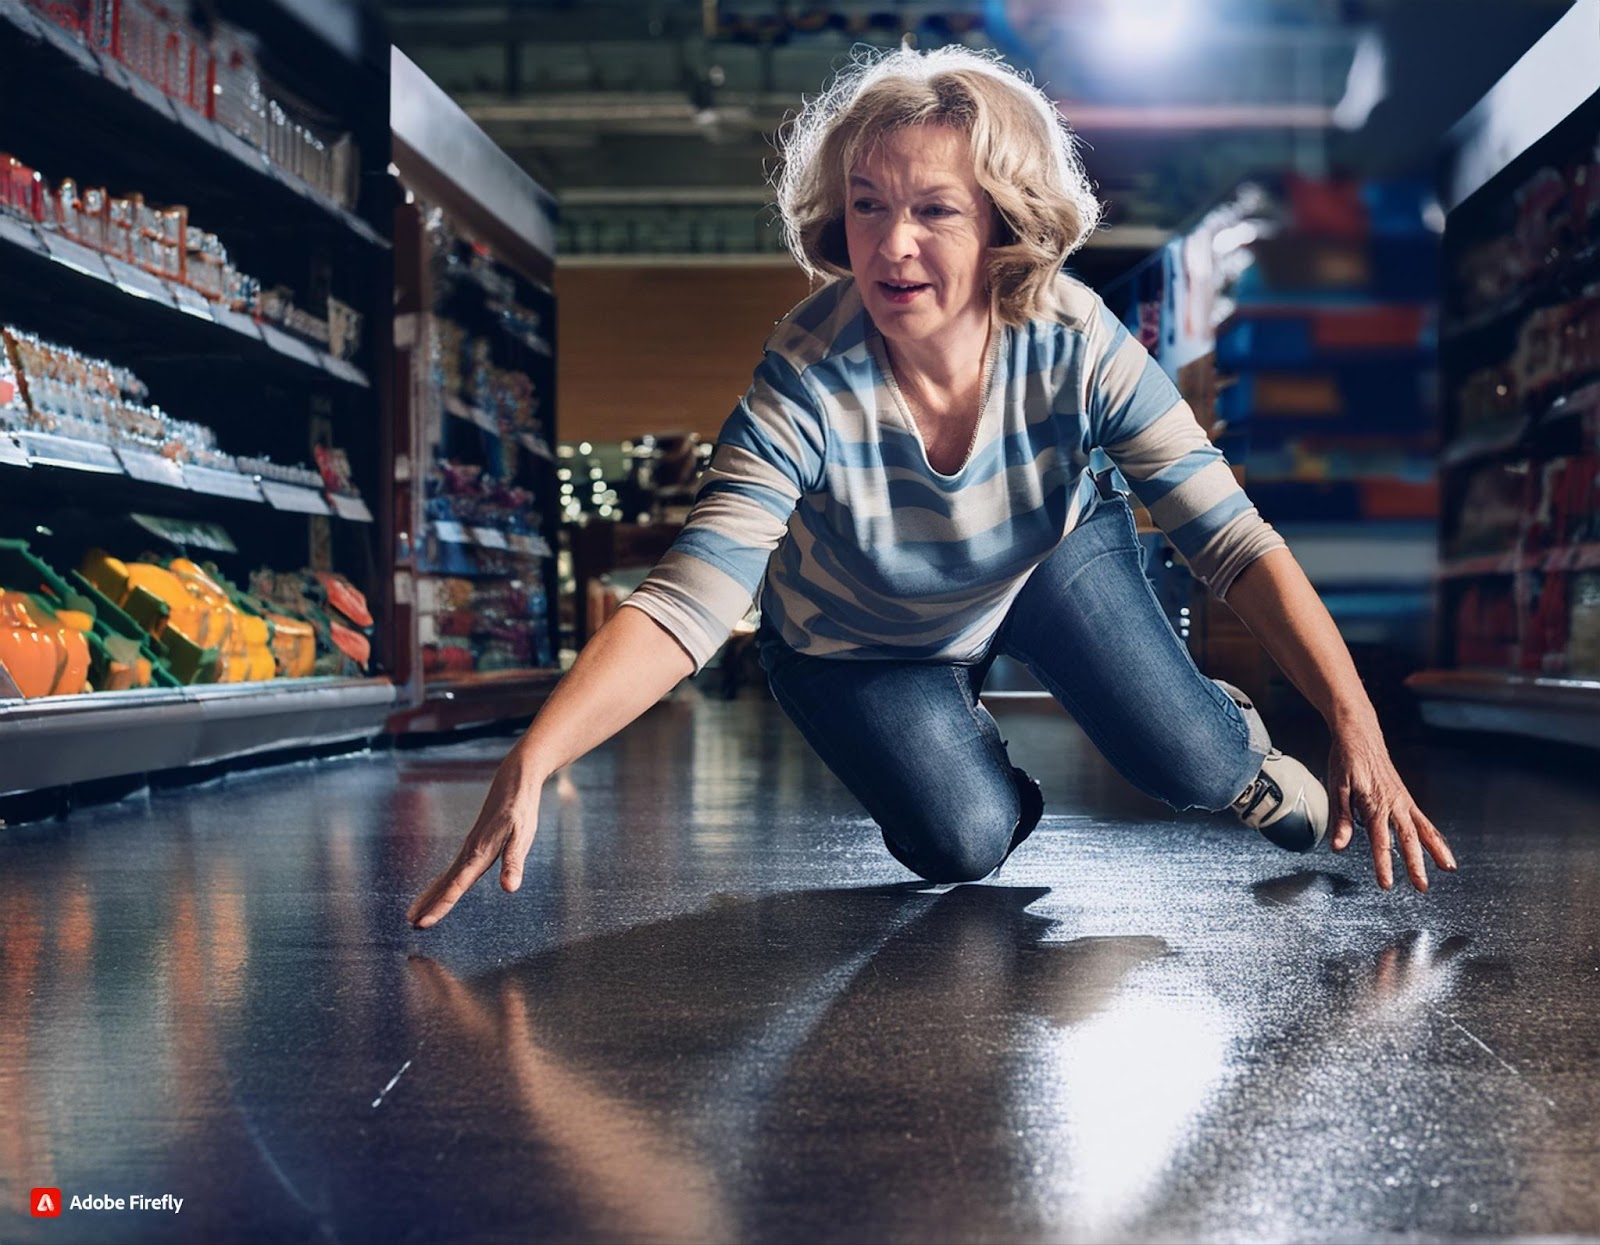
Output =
[{"x1": 757, "y1": 492, "x2": 1272, "y2": 883}]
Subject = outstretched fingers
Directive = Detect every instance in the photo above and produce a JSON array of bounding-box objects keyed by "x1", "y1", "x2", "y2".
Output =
[
  {"x1": 1365, "y1": 801, "x2": 1396, "y2": 890},
  {"x1": 500, "y1": 813, "x2": 538, "y2": 892},
  {"x1": 1414, "y1": 807, "x2": 1457, "y2": 872},
  {"x1": 1330, "y1": 776, "x2": 1356, "y2": 852},
  {"x1": 1393, "y1": 807, "x2": 1431, "y2": 893},
  {"x1": 409, "y1": 843, "x2": 499, "y2": 928}
]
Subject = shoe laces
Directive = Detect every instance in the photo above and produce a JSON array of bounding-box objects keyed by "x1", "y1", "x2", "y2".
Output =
[{"x1": 1232, "y1": 751, "x2": 1284, "y2": 821}]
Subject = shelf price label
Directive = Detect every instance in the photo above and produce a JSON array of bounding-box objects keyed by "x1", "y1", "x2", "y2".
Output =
[
  {"x1": 185, "y1": 465, "x2": 265, "y2": 501},
  {"x1": 130, "y1": 512, "x2": 238, "y2": 553},
  {"x1": 213, "y1": 125, "x2": 269, "y2": 174},
  {"x1": 0, "y1": 434, "x2": 31, "y2": 469},
  {"x1": 117, "y1": 448, "x2": 189, "y2": 488},
  {"x1": 433, "y1": 520, "x2": 470, "y2": 545},
  {"x1": 170, "y1": 285, "x2": 216, "y2": 321},
  {"x1": 0, "y1": 0, "x2": 39, "y2": 37},
  {"x1": 260, "y1": 323, "x2": 323, "y2": 367},
  {"x1": 31, "y1": 12, "x2": 98, "y2": 71},
  {"x1": 260, "y1": 480, "x2": 332, "y2": 515},
  {"x1": 505, "y1": 532, "x2": 553, "y2": 558},
  {"x1": 103, "y1": 257, "x2": 177, "y2": 306},
  {"x1": 518, "y1": 433, "x2": 555, "y2": 460},
  {"x1": 213, "y1": 306, "x2": 264, "y2": 342},
  {"x1": 122, "y1": 71, "x2": 179, "y2": 120},
  {"x1": 471, "y1": 526, "x2": 509, "y2": 550},
  {"x1": 321, "y1": 355, "x2": 369, "y2": 387},
  {"x1": 329, "y1": 493, "x2": 374, "y2": 523},
  {"x1": 20, "y1": 432, "x2": 124, "y2": 475},
  {"x1": 41, "y1": 230, "x2": 113, "y2": 282},
  {"x1": 0, "y1": 214, "x2": 45, "y2": 255}
]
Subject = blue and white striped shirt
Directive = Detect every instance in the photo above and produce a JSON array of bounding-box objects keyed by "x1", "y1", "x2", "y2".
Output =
[{"x1": 623, "y1": 273, "x2": 1284, "y2": 671}]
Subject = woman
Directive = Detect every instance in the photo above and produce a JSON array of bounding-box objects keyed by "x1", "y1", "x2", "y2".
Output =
[{"x1": 409, "y1": 46, "x2": 1454, "y2": 929}]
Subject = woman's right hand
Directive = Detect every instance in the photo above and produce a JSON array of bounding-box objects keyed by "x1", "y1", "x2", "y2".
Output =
[{"x1": 407, "y1": 747, "x2": 546, "y2": 928}]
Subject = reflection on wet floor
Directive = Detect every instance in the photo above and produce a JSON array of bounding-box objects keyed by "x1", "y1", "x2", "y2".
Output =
[{"x1": 0, "y1": 690, "x2": 1597, "y2": 1243}]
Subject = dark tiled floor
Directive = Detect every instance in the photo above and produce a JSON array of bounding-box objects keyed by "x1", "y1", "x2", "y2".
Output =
[{"x1": 1, "y1": 691, "x2": 1598, "y2": 1244}]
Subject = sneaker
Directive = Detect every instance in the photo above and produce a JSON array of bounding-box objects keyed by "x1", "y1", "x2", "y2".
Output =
[{"x1": 1231, "y1": 750, "x2": 1330, "y2": 853}]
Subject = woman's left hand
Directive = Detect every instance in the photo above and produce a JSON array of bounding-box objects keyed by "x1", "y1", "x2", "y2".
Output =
[{"x1": 1327, "y1": 720, "x2": 1456, "y2": 891}]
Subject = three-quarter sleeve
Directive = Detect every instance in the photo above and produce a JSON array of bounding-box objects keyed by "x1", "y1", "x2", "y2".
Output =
[
  {"x1": 620, "y1": 349, "x2": 826, "y2": 671},
  {"x1": 1082, "y1": 297, "x2": 1285, "y2": 597}
]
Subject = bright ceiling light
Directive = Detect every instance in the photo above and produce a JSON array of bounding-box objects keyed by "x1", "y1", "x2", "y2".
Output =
[{"x1": 1104, "y1": 0, "x2": 1194, "y2": 56}]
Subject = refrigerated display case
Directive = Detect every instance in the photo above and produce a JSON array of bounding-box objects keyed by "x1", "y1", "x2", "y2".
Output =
[
  {"x1": 0, "y1": 0, "x2": 396, "y2": 799},
  {"x1": 1407, "y1": 0, "x2": 1600, "y2": 747},
  {"x1": 386, "y1": 48, "x2": 565, "y2": 734}
]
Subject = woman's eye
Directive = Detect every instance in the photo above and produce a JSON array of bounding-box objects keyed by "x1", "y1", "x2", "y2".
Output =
[
  {"x1": 852, "y1": 199, "x2": 879, "y2": 213},
  {"x1": 922, "y1": 205, "x2": 956, "y2": 218}
]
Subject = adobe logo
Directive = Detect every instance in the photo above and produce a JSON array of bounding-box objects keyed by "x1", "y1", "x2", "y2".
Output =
[{"x1": 31, "y1": 1188, "x2": 63, "y2": 1217}]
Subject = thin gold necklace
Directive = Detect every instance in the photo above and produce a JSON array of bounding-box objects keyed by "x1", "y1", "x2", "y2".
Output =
[{"x1": 888, "y1": 319, "x2": 997, "y2": 471}]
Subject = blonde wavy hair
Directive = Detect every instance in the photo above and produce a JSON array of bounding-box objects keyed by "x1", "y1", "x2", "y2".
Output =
[{"x1": 774, "y1": 44, "x2": 1102, "y2": 327}]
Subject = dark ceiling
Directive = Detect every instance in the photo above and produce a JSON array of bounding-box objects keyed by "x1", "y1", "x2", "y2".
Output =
[{"x1": 382, "y1": 0, "x2": 1574, "y2": 276}]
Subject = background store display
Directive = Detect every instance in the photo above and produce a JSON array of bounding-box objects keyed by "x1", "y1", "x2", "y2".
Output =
[
  {"x1": 0, "y1": 2, "x2": 395, "y2": 798},
  {"x1": 1432, "y1": 105, "x2": 1600, "y2": 681},
  {"x1": 1102, "y1": 172, "x2": 1442, "y2": 714},
  {"x1": 22, "y1": 0, "x2": 359, "y2": 210},
  {"x1": 386, "y1": 47, "x2": 566, "y2": 735},
  {"x1": 1392, "y1": 0, "x2": 1600, "y2": 746},
  {"x1": 409, "y1": 201, "x2": 557, "y2": 679},
  {"x1": 0, "y1": 151, "x2": 366, "y2": 357},
  {"x1": 0, "y1": 530, "x2": 372, "y2": 699},
  {"x1": 0, "y1": 322, "x2": 371, "y2": 515}
]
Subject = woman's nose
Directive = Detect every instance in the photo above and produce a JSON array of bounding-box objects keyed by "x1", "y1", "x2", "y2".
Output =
[{"x1": 878, "y1": 214, "x2": 920, "y2": 260}]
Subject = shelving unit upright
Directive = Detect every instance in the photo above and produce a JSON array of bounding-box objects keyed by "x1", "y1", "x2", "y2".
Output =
[
  {"x1": 1405, "y1": 0, "x2": 1600, "y2": 747},
  {"x1": 0, "y1": 0, "x2": 398, "y2": 798},
  {"x1": 386, "y1": 48, "x2": 565, "y2": 735}
]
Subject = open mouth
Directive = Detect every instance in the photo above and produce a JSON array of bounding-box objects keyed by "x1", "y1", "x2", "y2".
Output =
[{"x1": 878, "y1": 280, "x2": 930, "y2": 303}]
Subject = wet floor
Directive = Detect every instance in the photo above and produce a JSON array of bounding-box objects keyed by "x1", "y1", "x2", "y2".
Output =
[{"x1": 1, "y1": 690, "x2": 1597, "y2": 1244}]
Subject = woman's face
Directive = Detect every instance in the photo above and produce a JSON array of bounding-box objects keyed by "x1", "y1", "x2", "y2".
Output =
[{"x1": 845, "y1": 124, "x2": 995, "y2": 355}]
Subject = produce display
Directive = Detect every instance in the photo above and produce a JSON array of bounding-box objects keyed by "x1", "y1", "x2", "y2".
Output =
[{"x1": 0, "y1": 533, "x2": 373, "y2": 699}]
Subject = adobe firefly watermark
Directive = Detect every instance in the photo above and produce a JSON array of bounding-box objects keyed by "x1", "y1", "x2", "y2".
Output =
[{"x1": 31, "y1": 1188, "x2": 184, "y2": 1216}]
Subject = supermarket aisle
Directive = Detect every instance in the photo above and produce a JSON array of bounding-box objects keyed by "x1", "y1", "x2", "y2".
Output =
[{"x1": 1, "y1": 692, "x2": 1597, "y2": 1244}]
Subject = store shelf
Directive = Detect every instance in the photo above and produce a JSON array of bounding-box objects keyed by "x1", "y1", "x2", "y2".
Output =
[
  {"x1": 0, "y1": 431, "x2": 375, "y2": 521},
  {"x1": 1439, "y1": 239, "x2": 1600, "y2": 347},
  {"x1": 1439, "y1": 543, "x2": 1600, "y2": 580},
  {"x1": 387, "y1": 667, "x2": 561, "y2": 735},
  {"x1": 0, "y1": 0, "x2": 387, "y2": 249},
  {"x1": 1439, "y1": 383, "x2": 1600, "y2": 472},
  {"x1": 0, "y1": 213, "x2": 370, "y2": 388},
  {"x1": 1276, "y1": 523, "x2": 1437, "y2": 585},
  {"x1": 1423, "y1": 3, "x2": 1600, "y2": 747},
  {"x1": 1216, "y1": 302, "x2": 1435, "y2": 371},
  {"x1": 1406, "y1": 670, "x2": 1600, "y2": 749},
  {"x1": 1439, "y1": 417, "x2": 1529, "y2": 470},
  {"x1": 441, "y1": 394, "x2": 555, "y2": 459},
  {"x1": 427, "y1": 519, "x2": 551, "y2": 557},
  {"x1": 0, "y1": 675, "x2": 396, "y2": 796}
]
